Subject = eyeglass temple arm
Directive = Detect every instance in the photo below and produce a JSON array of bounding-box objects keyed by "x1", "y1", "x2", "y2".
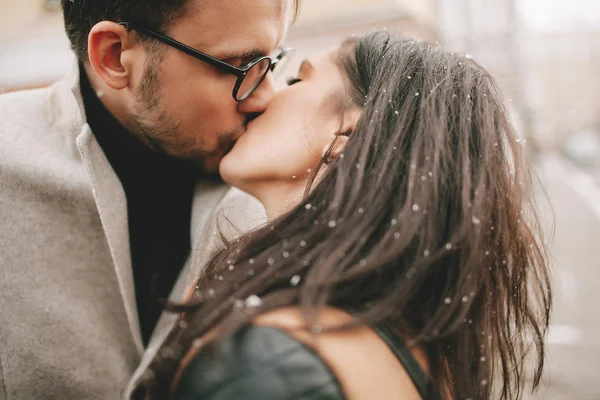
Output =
[{"x1": 117, "y1": 22, "x2": 243, "y2": 76}]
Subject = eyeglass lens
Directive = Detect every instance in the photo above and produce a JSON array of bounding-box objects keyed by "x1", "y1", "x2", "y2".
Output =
[{"x1": 237, "y1": 58, "x2": 271, "y2": 100}]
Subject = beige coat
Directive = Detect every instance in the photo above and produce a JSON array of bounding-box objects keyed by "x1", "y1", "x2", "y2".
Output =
[{"x1": 0, "y1": 59, "x2": 265, "y2": 399}]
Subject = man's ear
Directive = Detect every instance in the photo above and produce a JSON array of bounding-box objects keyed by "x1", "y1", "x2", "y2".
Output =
[{"x1": 87, "y1": 21, "x2": 133, "y2": 90}]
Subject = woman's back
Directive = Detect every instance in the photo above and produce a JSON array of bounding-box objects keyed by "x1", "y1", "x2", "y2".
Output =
[{"x1": 173, "y1": 308, "x2": 437, "y2": 400}]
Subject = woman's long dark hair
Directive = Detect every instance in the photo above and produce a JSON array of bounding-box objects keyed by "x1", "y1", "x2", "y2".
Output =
[{"x1": 147, "y1": 32, "x2": 552, "y2": 400}]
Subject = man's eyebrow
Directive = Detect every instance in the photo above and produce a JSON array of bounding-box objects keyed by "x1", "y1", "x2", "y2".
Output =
[{"x1": 215, "y1": 49, "x2": 268, "y2": 62}]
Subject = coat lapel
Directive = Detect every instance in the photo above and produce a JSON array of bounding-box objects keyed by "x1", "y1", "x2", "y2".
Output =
[{"x1": 76, "y1": 125, "x2": 144, "y2": 354}]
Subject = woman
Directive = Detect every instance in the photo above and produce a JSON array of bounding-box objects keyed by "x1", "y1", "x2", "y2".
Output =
[{"x1": 146, "y1": 32, "x2": 552, "y2": 400}]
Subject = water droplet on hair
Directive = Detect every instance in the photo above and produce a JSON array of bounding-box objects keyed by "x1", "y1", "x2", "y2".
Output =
[
  {"x1": 394, "y1": 110, "x2": 399, "y2": 115},
  {"x1": 305, "y1": 203, "x2": 312, "y2": 210},
  {"x1": 339, "y1": 154, "x2": 344, "y2": 159},
  {"x1": 452, "y1": 94, "x2": 457, "y2": 98},
  {"x1": 96, "y1": 90, "x2": 104, "y2": 98},
  {"x1": 245, "y1": 295, "x2": 262, "y2": 308},
  {"x1": 394, "y1": 232, "x2": 400, "y2": 239},
  {"x1": 421, "y1": 176, "x2": 426, "y2": 181},
  {"x1": 228, "y1": 265, "x2": 235, "y2": 271},
  {"x1": 307, "y1": 168, "x2": 312, "y2": 173},
  {"x1": 462, "y1": 296, "x2": 468, "y2": 303},
  {"x1": 249, "y1": 258, "x2": 255, "y2": 264},
  {"x1": 444, "y1": 297, "x2": 452, "y2": 304},
  {"x1": 360, "y1": 259, "x2": 367, "y2": 267},
  {"x1": 481, "y1": 380, "x2": 488, "y2": 386},
  {"x1": 485, "y1": 251, "x2": 490, "y2": 255},
  {"x1": 412, "y1": 204, "x2": 419, "y2": 212},
  {"x1": 415, "y1": 92, "x2": 420, "y2": 96},
  {"x1": 472, "y1": 216, "x2": 481, "y2": 224},
  {"x1": 407, "y1": 75, "x2": 412, "y2": 79},
  {"x1": 391, "y1": 218, "x2": 397, "y2": 225},
  {"x1": 283, "y1": 251, "x2": 290, "y2": 258},
  {"x1": 445, "y1": 243, "x2": 453, "y2": 250},
  {"x1": 208, "y1": 289, "x2": 215, "y2": 297},
  {"x1": 300, "y1": 240, "x2": 306, "y2": 247},
  {"x1": 290, "y1": 275, "x2": 301, "y2": 286},
  {"x1": 234, "y1": 300, "x2": 245, "y2": 309},
  {"x1": 248, "y1": 269, "x2": 255, "y2": 276},
  {"x1": 313, "y1": 220, "x2": 319, "y2": 225},
  {"x1": 465, "y1": 53, "x2": 473, "y2": 59},
  {"x1": 311, "y1": 325, "x2": 323, "y2": 334},
  {"x1": 179, "y1": 320, "x2": 188, "y2": 329},
  {"x1": 481, "y1": 356, "x2": 486, "y2": 362},
  {"x1": 424, "y1": 249, "x2": 430, "y2": 257},
  {"x1": 328, "y1": 220, "x2": 337, "y2": 228},
  {"x1": 267, "y1": 258, "x2": 275, "y2": 265},
  {"x1": 292, "y1": 175, "x2": 297, "y2": 179}
]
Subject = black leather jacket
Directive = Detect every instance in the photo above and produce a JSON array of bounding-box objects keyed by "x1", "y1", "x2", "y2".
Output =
[{"x1": 173, "y1": 324, "x2": 438, "y2": 400}]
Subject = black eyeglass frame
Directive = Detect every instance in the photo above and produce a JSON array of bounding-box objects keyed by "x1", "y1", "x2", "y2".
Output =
[{"x1": 118, "y1": 21, "x2": 294, "y2": 101}]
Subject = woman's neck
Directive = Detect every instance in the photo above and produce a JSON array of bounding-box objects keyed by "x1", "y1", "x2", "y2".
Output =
[{"x1": 247, "y1": 179, "x2": 308, "y2": 221}]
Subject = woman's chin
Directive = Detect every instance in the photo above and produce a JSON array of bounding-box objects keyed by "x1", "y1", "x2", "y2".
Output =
[
  {"x1": 219, "y1": 153, "x2": 254, "y2": 192},
  {"x1": 218, "y1": 153, "x2": 238, "y2": 186}
]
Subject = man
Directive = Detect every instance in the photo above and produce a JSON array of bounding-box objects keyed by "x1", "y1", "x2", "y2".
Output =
[{"x1": 0, "y1": 0, "x2": 298, "y2": 398}]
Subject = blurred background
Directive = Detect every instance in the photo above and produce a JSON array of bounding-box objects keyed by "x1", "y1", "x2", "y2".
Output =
[{"x1": 1, "y1": 0, "x2": 599, "y2": 398}]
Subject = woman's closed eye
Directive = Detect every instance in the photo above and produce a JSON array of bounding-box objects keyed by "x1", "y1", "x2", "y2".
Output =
[{"x1": 286, "y1": 77, "x2": 302, "y2": 86}]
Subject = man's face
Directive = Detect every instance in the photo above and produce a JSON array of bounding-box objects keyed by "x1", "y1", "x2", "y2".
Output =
[{"x1": 131, "y1": 0, "x2": 292, "y2": 172}]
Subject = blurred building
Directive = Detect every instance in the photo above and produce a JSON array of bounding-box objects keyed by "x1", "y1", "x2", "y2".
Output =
[{"x1": 437, "y1": 0, "x2": 600, "y2": 153}]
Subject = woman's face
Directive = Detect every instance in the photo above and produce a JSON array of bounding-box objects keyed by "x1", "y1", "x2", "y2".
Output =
[{"x1": 219, "y1": 50, "x2": 352, "y2": 196}]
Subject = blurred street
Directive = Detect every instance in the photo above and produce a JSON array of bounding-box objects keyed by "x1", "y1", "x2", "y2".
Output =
[{"x1": 526, "y1": 156, "x2": 600, "y2": 400}]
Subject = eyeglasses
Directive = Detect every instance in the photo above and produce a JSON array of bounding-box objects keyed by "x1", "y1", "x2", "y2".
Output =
[{"x1": 118, "y1": 22, "x2": 294, "y2": 101}]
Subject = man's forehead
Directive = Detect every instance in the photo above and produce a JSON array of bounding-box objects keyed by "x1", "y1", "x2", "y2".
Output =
[{"x1": 177, "y1": 0, "x2": 292, "y2": 55}]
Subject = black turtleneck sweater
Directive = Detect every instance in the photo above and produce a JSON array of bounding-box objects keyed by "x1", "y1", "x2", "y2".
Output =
[{"x1": 80, "y1": 67, "x2": 197, "y2": 345}]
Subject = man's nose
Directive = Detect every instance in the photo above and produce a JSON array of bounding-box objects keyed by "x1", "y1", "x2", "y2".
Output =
[{"x1": 238, "y1": 73, "x2": 276, "y2": 115}]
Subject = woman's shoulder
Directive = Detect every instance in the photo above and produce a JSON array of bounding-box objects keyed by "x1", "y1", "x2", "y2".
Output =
[
  {"x1": 255, "y1": 307, "x2": 430, "y2": 400},
  {"x1": 173, "y1": 319, "x2": 345, "y2": 400},
  {"x1": 174, "y1": 307, "x2": 430, "y2": 400}
]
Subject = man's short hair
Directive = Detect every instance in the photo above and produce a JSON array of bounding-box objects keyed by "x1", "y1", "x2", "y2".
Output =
[{"x1": 61, "y1": 0, "x2": 301, "y2": 61}]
